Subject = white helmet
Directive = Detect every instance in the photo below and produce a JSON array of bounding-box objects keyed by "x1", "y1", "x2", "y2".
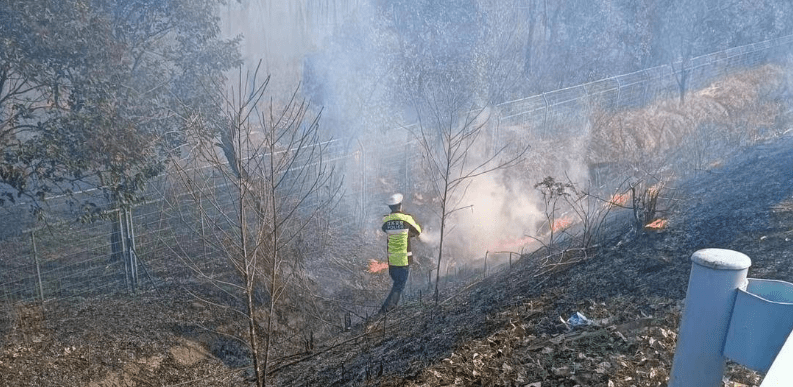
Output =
[{"x1": 387, "y1": 193, "x2": 403, "y2": 206}]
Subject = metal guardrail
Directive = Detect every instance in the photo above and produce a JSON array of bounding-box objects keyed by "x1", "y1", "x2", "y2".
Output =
[
  {"x1": 669, "y1": 249, "x2": 793, "y2": 386},
  {"x1": 762, "y1": 330, "x2": 793, "y2": 385}
]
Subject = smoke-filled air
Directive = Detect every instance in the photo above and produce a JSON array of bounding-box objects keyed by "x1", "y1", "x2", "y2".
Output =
[{"x1": 2, "y1": 0, "x2": 793, "y2": 385}]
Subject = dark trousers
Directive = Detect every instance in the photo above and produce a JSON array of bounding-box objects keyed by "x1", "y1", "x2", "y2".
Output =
[{"x1": 380, "y1": 265, "x2": 409, "y2": 314}]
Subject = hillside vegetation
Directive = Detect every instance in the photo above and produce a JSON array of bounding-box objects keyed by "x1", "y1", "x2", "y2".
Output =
[{"x1": 1, "y1": 63, "x2": 792, "y2": 386}]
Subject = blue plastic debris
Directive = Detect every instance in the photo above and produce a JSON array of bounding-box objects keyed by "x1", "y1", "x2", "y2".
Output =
[{"x1": 567, "y1": 312, "x2": 591, "y2": 327}]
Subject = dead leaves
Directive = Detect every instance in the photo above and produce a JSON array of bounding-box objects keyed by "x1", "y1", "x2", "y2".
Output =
[{"x1": 401, "y1": 297, "x2": 689, "y2": 387}]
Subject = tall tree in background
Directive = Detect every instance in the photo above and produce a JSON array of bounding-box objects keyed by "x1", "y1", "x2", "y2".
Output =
[
  {"x1": 377, "y1": 0, "x2": 484, "y2": 108},
  {"x1": 0, "y1": 0, "x2": 239, "y2": 217},
  {"x1": 654, "y1": 1, "x2": 721, "y2": 104},
  {"x1": 648, "y1": 0, "x2": 791, "y2": 104},
  {"x1": 309, "y1": 0, "x2": 793, "y2": 119}
]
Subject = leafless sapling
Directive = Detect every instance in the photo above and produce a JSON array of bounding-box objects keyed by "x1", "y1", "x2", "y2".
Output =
[
  {"x1": 412, "y1": 100, "x2": 528, "y2": 303},
  {"x1": 171, "y1": 63, "x2": 340, "y2": 387}
]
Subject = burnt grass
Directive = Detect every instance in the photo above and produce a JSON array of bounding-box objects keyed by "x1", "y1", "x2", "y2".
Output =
[
  {"x1": 270, "y1": 134, "x2": 793, "y2": 386},
  {"x1": 1, "y1": 134, "x2": 793, "y2": 386}
]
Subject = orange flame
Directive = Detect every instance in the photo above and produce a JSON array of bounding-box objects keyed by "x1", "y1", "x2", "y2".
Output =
[
  {"x1": 368, "y1": 259, "x2": 389, "y2": 273},
  {"x1": 645, "y1": 218, "x2": 667, "y2": 230},
  {"x1": 609, "y1": 193, "x2": 630, "y2": 207},
  {"x1": 552, "y1": 217, "x2": 573, "y2": 233}
]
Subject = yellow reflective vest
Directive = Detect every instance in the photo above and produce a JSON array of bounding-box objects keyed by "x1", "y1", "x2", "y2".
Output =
[{"x1": 382, "y1": 211, "x2": 422, "y2": 266}]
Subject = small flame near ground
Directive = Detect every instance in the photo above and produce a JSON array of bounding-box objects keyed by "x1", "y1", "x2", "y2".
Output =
[
  {"x1": 552, "y1": 217, "x2": 573, "y2": 233},
  {"x1": 609, "y1": 192, "x2": 630, "y2": 207},
  {"x1": 645, "y1": 218, "x2": 667, "y2": 230},
  {"x1": 368, "y1": 259, "x2": 389, "y2": 273}
]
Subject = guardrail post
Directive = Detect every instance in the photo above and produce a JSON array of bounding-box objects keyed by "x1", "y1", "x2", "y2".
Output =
[{"x1": 669, "y1": 249, "x2": 751, "y2": 387}]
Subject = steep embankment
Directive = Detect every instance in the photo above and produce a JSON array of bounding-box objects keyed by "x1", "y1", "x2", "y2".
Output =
[
  {"x1": 273, "y1": 133, "x2": 793, "y2": 387},
  {"x1": 0, "y1": 135, "x2": 790, "y2": 387}
]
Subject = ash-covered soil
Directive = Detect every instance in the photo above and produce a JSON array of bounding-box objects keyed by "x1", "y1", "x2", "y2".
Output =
[
  {"x1": 2, "y1": 134, "x2": 793, "y2": 387},
  {"x1": 270, "y1": 134, "x2": 793, "y2": 387}
]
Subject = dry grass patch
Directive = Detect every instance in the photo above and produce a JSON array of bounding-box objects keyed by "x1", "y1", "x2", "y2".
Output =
[{"x1": 589, "y1": 64, "x2": 787, "y2": 168}]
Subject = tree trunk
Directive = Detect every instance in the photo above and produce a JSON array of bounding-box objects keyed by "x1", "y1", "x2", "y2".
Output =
[
  {"x1": 434, "y1": 164, "x2": 451, "y2": 303},
  {"x1": 263, "y1": 153, "x2": 278, "y2": 387},
  {"x1": 246, "y1": 272, "x2": 263, "y2": 387},
  {"x1": 434, "y1": 211, "x2": 446, "y2": 303},
  {"x1": 238, "y1": 131, "x2": 263, "y2": 387}
]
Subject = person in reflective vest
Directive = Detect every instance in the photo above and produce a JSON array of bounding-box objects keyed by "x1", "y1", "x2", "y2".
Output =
[{"x1": 379, "y1": 193, "x2": 422, "y2": 314}]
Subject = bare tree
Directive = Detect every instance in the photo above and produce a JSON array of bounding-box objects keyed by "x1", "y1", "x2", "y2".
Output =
[
  {"x1": 534, "y1": 176, "x2": 572, "y2": 256},
  {"x1": 413, "y1": 99, "x2": 528, "y2": 303},
  {"x1": 171, "y1": 64, "x2": 340, "y2": 387},
  {"x1": 662, "y1": 1, "x2": 738, "y2": 105},
  {"x1": 560, "y1": 175, "x2": 620, "y2": 251}
]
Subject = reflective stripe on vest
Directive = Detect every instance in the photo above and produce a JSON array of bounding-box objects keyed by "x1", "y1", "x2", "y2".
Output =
[{"x1": 382, "y1": 213, "x2": 421, "y2": 266}]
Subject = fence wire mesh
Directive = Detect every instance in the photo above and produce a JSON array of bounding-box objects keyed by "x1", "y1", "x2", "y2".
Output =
[{"x1": 0, "y1": 35, "x2": 791, "y2": 330}]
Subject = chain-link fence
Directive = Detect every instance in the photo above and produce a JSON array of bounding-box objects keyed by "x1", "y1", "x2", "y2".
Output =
[
  {"x1": 1, "y1": 34, "x2": 791, "y2": 314},
  {"x1": 496, "y1": 34, "x2": 793, "y2": 140}
]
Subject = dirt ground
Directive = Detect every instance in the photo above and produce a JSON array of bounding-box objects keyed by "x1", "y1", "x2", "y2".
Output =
[
  {"x1": 268, "y1": 134, "x2": 793, "y2": 387},
  {"x1": 2, "y1": 133, "x2": 792, "y2": 386}
]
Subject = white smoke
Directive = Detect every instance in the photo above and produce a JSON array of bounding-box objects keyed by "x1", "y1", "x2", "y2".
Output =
[{"x1": 413, "y1": 123, "x2": 593, "y2": 268}]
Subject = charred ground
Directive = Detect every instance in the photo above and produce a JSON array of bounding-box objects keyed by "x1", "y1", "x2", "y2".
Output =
[
  {"x1": 1, "y1": 134, "x2": 792, "y2": 386},
  {"x1": 272, "y1": 133, "x2": 793, "y2": 386}
]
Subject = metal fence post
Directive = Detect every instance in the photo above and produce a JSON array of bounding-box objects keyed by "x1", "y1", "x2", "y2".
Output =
[
  {"x1": 30, "y1": 230, "x2": 44, "y2": 302},
  {"x1": 484, "y1": 251, "x2": 488, "y2": 278},
  {"x1": 541, "y1": 93, "x2": 549, "y2": 138},
  {"x1": 358, "y1": 140, "x2": 366, "y2": 228},
  {"x1": 669, "y1": 249, "x2": 751, "y2": 387},
  {"x1": 199, "y1": 195, "x2": 207, "y2": 259},
  {"x1": 404, "y1": 132, "x2": 410, "y2": 193},
  {"x1": 125, "y1": 207, "x2": 138, "y2": 292},
  {"x1": 427, "y1": 269, "x2": 432, "y2": 291},
  {"x1": 641, "y1": 69, "x2": 650, "y2": 105},
  {"x1": 118, "y1": 210, "x2": 131, "y2": 294}
]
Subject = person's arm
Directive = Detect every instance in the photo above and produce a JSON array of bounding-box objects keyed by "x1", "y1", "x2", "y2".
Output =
[{"x1": 406, "y1": 214, "x2": 421, "y2": 237}]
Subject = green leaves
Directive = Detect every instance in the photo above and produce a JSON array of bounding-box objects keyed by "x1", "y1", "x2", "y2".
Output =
[{"x1": 0, "y1": 0, "x2": 240, "y2": 217}]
